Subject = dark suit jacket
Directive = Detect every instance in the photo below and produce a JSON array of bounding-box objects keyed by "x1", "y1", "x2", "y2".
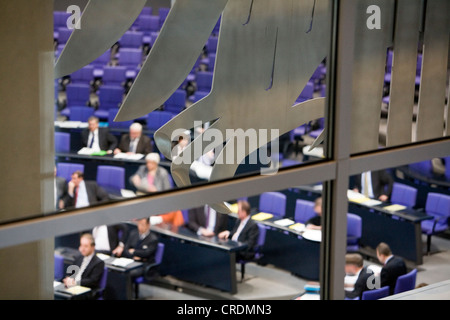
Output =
[
  {"x1": 65, "y1": 180, "x2": 110, "y2": 208},
  {"x1": 122, "y1": 229, "x2": 159, "y2": 265},
  {"x1": 351, "y1": 169, "x2": 394, "y2": 200},
  {"x1": 186, "y1": 206, "x2": 229, "y2": 235},
  {"x1": 229, "y1": 217, "x2": 260, "y2": 260},
  {"x1": 81, "y1": 127, "x2": 118, "y2": 151},
  {"x1": 345, "y1": 266, "x2": 374, "y2": 299},
  {"x1": 380, "y1": 256, "x2": 407, "y2": 295},
  {"x1": 117, "y1": 134, "x2": 152, "y2": 155},
  {"x1": 73, "y1": 254, "x2": 105, "y2": 290},
  {"x1": 93, "y1": 224, "x2": 129, "y2": 254}
]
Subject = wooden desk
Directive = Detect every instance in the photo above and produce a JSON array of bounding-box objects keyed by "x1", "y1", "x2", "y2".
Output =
[
  {"x1": 150, "y1": 225, "x2": 247, "y2": 294},
  {"x1": 54, "y1": 282, "x2": 92, "y2": 300}
]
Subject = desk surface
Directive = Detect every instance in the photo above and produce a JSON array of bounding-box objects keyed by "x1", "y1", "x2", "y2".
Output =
[{"x1": 151, "y1": 225, "x2": 248, "y2": 252}]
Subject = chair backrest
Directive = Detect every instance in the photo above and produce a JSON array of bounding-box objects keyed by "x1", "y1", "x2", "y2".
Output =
[
  {"x1": 298, "y1": 81, "x2": 314, "y2": 101},
  {"x1": 70, "y1": 65, "x2": 94, "y2": 84},
  {"x1": 195, "y1": 71, "x2": 214, "y2": 92},
  {"x1": 347, "y1": 213, "x2": 362, "y2": 239},
  {"x1": 259, "y1": 192, "x2": 286, "y2": 218},
  {"x1": 362, "y1": 286, "x2": 390, "y2": 300},
  {"x1": 97, "y1": 266, "x2": 108, "y2": 300},
  {"x1": 165, "y1": 89, "x2": 186, "y2": 113},
  {"x1": 425, "y1": 192, "x2": 450, "y2": 221},
  {"x1": 155, "y1": 242, "x2": 165, "y2": 265},
  {"x1": 118, "y1": 48, "x2": 143, "y2": 69},
  {"x1": 158, "y1": 7, "x2": 170, "y2": 28},
  {"x1": 54, "y1": 254, "x2": 65, "y2": 281},
  {"x1": 146, "y1": 111, "x2": 175, "y2": 131},
  {"x1": 65, "y1": 83, "x2": 91, "y2": 107},
  {"x1": 54, "y1": 11, "x2": 71, "y2": 29},
  {"x1": 294, "y1": 199, "x2": 316, "y2": 224},
  {"x1": 69, "y1": 106, "x2": 95, "y2": 122},
  {"x1": 390, "y1": 182, "x2": 418, "y2": 208},
  {"x1": 409, "y1": 160, "x2": 432, "y2": 174},
  {"x1": 57, "y1": 27, "x2": 72, "y2": 45},
  {"x1": 54, "y1": 132, "x2": 71, "y2": 153},
  {"x1": 98, "y1": 85, "x2": 124, "y2": 110},
  {"x1": 119, "y1": 31, "x2": 143, "y2": 49},
  {"x1": 394, "y1": 268, "x2": 417, "y2": 295},
  {"x1": 101, "y1": 66, "x2": 127, "y2": 86},
  {"x1": 138, "y1": 15, "x2": 160, "y2": 34},
  {"x1": 256, "y1": 224, "x2": 267, "y2": 248},
  {"x1": 91, "y1": 49, "x2": 111, "y2": 68},
  {"x1": 206, "y1": 36, "x2": 218, "y2": 54},
  {"x1": 96, "y1": 165, "x2": 125, "y2": 191},
  {"x1": 56, "y1": 162, "x2": 85, "y2": 182}
]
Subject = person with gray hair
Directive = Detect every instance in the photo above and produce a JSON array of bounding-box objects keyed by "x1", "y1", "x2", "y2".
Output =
[
  {"x1": 114, "y1": 122, "x2": 153, "y2": 156},
  {"x1": 130, "y1": 152, "x2": 172, "y2": 194}
]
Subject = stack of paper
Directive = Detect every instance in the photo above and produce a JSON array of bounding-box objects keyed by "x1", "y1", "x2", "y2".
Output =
[
  {"x1": 302, "y1": 229, "x2": 322, "y2": 242},
  {"x1": 114, "y1": 152, "x2": 144, "y2": 160},
  {"x1": 383, "y1": 204, "x2": 407, "y2": 212},
  {"x1": 96, "y1": 253, "x2": 110, "y2": 261},
  {"x1": 251, "y1": 212, "x2": 273, "y2": 221},
  {"x1": 274, "y1": 218, "x2": 295, "y2": 227},
  {"x1": 66, "y1": 285, "x2": 91, "y2": 295},
  {"x1": 289, "y1": 223, "x2": 306, "y2": 232},
  {"x1": 110, "y1": 257, "x2": 134, "y2": 267}
]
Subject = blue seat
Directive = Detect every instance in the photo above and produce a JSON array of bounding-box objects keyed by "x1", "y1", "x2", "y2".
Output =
[
  {"x1": 95, "y1": 85, "x2": 124, "y2": 120},
  {"x1": 206, "y1": 36, "x2": 218, "y2": 54},
  {"x1": 101, "y1": 66, "x2": 127, "y2": 87},
  {"x1": 238, "y1": 223, "x2": 266, "y2": 282},
  {"x1": 409, "y1": 160, "x2": 432, "y2": 175},
  {"x1": 134, "y1": 242, "x2": 165, "y2": 299},
  {"x1": 70, "y1": 65, "x2": 94, "y2": 84},
  {"x1": 118, "y1": 48, "x2": 143, "y2": 70},
  {"x1": 421, "y1": 192, "x2": 450, "y2": 254},
  {"x1": 158, "y1": 7, "x2": 170, "y2": 28},
  {"x1": 69, "y1": 106, "x2": 95, "y2": 122},
  {"x1": 309, "y1": 118, "x2": 324, "y2": 139},
  {"x1": 96, "y1": 165, "x2": 125, "y2": 193},
  {"x1": 56, "y1": 162, "x2": 85, "y2": 182},
  {"x1": 54, "y1": 254, "x2": 65, "y2": 281},
  {"x1": 90, "y1": 49, "x2": 111, "y2": 69},
  {"x1": 56, "y1": 27, "x2": 72, "y2": 45},
  {"x1": 146, "y1": 111, "x2": 175, "y2": 131},
  {"x1": 54, "y1": 11, "x2": 71, "y2": 30},
  {"x1": 390, "y1": 182, "x2": 418, "y2": 208},
  {"x1": 119, "y1": 31, "x2": 144, "y2": 49},
  {"x1": 55, "y1": 132, "x2": 71, "y2": 153},
  {"x1": 137, "y1": 15, "x2": 160, "y2": 35},
  {"x1": 259, "y1": 191, "x2": 286, "y2": 218},
  {"x1": 207, "y1": 53, "x2": 216, "y2": 71},
  {"x1": 65, "y1": 83, "x2": 91, "y2": 107},
  {"x1": 294, "y1": 199, "x2": 316, "y2": 224},
  {"x1": 361, "y1": 286, "x2": 390, "y2": 300},
  {"x1": 347, "y1": 213, "x2": 362, "y2": 252},
  {"x1": 445, "y1": 156, "x2": 450, "y2": 180},
  {"x1": 195, "y1": 71, "x2": 213, "y2": 93},
  {"x1": 96, "y1": 267, "x2": 108, "y2": 300},
  {"x1": 394, "y1": 269, "x2": 417, "y2": 295},
  {"x1": 164, "y1": 89, "x2": 186, "y2": 114}
]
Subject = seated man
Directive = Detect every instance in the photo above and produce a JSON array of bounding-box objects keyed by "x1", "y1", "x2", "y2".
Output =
[
  {"x1": 114, "y1": 122, "x2": 152, "y2": 156},
  {"x1": 376, "y1": 242, "x2": 407, "y2": 295},
  {"x1": 63, "y1": 233, "x2": 105, "y2": 299},
  {"x1": 186, "y1": 205, "x2": 229, "y2": 237},
  {"x1": 344, "y1": 253, "x2": 374, "y2": 300},
  {"x1": 64, "y1": 170, "x2": 109, "y2": 208},
  {"x1": 81, "y1": 116, "x2": 117, "y2": 154},
  {"x1": 218, "y1": 200, "x2": 259, "y2": 261}
]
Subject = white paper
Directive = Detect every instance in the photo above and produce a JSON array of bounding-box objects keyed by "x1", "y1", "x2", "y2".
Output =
[
  {"x1": 113, "y1": 152, "x2": 144, "y2": 160},
  {"x1": 111, "y1": 257, "x2": 134, "y2": 267},
  {"x1": 274, "y1": 218, "x2": 295, "y2": 227}
]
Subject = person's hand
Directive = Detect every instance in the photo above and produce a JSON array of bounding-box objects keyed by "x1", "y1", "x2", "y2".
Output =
[
  {"x1": 218, "y1": 230, "x2": 230, "y2": 239},
  {"x1": 68, "y1": 180, "x2": 75, "y2": 196},
  {"x1": 378, "y1": 194, "x2": 389, "y2": 202},
  {"x1": 131, "y1": 175, "x2": 141, "y2": 187},
  {"x1": 113, "y1": 148, "x2": 121, "y2": 155},
  {"x1": 147, "y1": 184, "x2": 157, "y2": 192},
  {"x1": 201, "y1": 229, "x2": 215, "y2": 237},
  {"x1": 63, "y1": 277, "x2": 76, "y2": 288},
  {"x1": 112, "y1": 246, "x2": 124, "y2": 257}
]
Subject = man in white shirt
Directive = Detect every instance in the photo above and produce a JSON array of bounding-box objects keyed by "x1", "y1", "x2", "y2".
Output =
[
  {"x1": 66, "y1": 170, "x2": 109, "y2": 208},
  {"x1": 81, "y1": 116, "x2": 117, "y2": 153}
]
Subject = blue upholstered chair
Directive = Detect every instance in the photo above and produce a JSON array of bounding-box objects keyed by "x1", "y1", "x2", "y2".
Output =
[
  {"x1": 65, "y1": 83, "x2": 91, "y2": 107},
  {"x1": 119, "y1": 31, "x2": 144, "y2": 49},
  {"x1": 394, "y1": 269, "x2": 417, "y2": 295},
  {"x1": 101, "y1": 66, "x2": 127, "y2": 87},
  {"x1": 362, "y1": 286, "x2": 390, "y2": 300},
  {"x1": 69, "y1": 106, "x2": 95, "y2": 122},
  {"x1": 421, "y1": 192, "x2": 450, "y2": 254},
  {"x1": 294, "y1": 199, "x2": 316, "y2": 224},
  {"x1": 96, "y1": 266, "x2": 108, "y2": 300},
  {"x1": 238, "y1": 223, "x2": 267, "y2": 282},
  {"x1": 54, "y1": 254, "x2": 65, "y2": 281},
  {"x1": 54, "y1": 132, "x2": 71, "y2": 153},
  {"x1": 347, "y1": 213, "x2": 362, "y2": 252},
  {"x1": 390, "y1": 182, "x2": 418, "y2": 208},
  {"x1": 56, "y1": 162, "x2": 85, "y2": 182},
  {"x1": 95, "y1": 85, "x2": 124, "y2": 120},
  {"x1": 164, "y1": 89, "x2": 186, "y2": 114},
  {"x1": 107, "y1": 108, "x2": 134, "y2": 129},
  {"x1": 133, "y1": 242, "x2": 165, "y2": 299},
  {"x1": 96, "y1": 165, "x2": 125, "y2": 193},
  {"x1": 259, "y1": 192, "x2": 287, "y2": 218},
  {"x1": 146, "y1": 111, "x2": 175, "y2": 131}
]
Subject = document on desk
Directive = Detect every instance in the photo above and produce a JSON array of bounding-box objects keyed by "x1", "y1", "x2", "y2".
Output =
[
  {"x1": 65, "y1": 285, "x2": 91, "y2": 295},
  {"x1": 113, "y1": 152, "x2": 144, "y2": 160},
  {"x1": 347, "y1": 190, "x2": 371, "y2": 203},
  {"x1": 383, "y1": 204, "x2": 407, "y2": 212},
  {"x1": 120, "y1": 189, "x2": 136, "y2": 198},
  {"x1": 251, "y1": 212, "x2": 273, "y2": 221},
  {"x1": 289, "y1": 223, "x2": 306, "y2": 232},
  {"x1": 110, "y1": 257, "x2": 135, "y2": 267},
  {"x1": 301, "y1": 229, "x2": 322, "y2": 242},
  {"x1": 96, "y1": 253, "x2": 111, "y2": 261},
  {"x1": 274, "y1": 218, "x2": 295, "y2": 227},
  {"x1": 362, "y1": 199, "x2": 383, "y2": 207}
]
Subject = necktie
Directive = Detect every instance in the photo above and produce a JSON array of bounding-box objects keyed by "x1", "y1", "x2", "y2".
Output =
[
  {"x1": 89, "y1": 132, "x2": 94, "y2": 148},
  {"x1": 75, "y1": 256, "x2": 89, "y2": 283},
  {"x1": 130, "y1": 138, "x2": 137, "y2": 153}
]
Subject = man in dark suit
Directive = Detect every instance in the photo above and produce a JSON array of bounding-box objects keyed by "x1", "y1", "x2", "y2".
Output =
[
  {"x1": 218, "y1": 200, "x2": 259, "y2": 260},
  {"x1": 113, "y1": 122, "x2": 153, "y2": 156},
  {"x1": 92, "y1": 223, "x2": 129, "y2": 256},
  {"x1": 81, "y1": 116, "x2": 117, "y2": 153},
  {"x1": 63, "y1": 233, "x2": 105, "y2": 299},
  {"x1": 350, "y1": 169, "x2": 394, "y2": 201},
  {"x1": 55, "y1": 166, "x2": 68, "y2": 210},
  {"x1": 186, "y1": 205, "x2": 229, "y2": 237},
  {"x1": 376, "y1": 242, "x2": 407, "y2": 295},
  {"x1": 65, "y1": 170, "x2": 110, "y2": 208},
  {"x1": 344, "y1": 253, "x2": 374, "y2": 299},
  {"x1": 120, "y1": 218, "x2": 159, "y2": 278}
]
